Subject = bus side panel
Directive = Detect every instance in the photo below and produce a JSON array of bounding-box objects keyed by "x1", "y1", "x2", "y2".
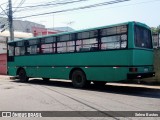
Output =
[
  {"x1": 8, "y1": 50, "x2": 133, "y2": 81},
  {"x1": 133, "y1": 49, "x2": 154, "y2": 73},
  {"x1": 26, "y1": 67, "x2": 70, "y2": 79},
  {"x1": 8, "y1": 63, "x2": 17, "y2": 76},
  {"x1": 25, "y1": 66, "x2": 129, "y2": 82},
  {"x1": 81, "y1": 50, "x2": 132, "y2": 81},
  {"x1": 12, "y1": 50, "x2": 132, "y2": 68},
  {"x1": 83, "y1": 67, "x2": 129, "y2": 82},
  {"x1": 133, "y1": 49, "x2": 153, "y2": 66}
]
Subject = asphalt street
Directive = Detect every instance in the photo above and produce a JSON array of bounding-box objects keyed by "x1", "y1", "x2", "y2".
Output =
[{"x1": 0, "y1": 75, "x2": 160, "y2": 120}]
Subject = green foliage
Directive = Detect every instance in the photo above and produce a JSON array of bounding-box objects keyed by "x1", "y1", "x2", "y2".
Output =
[{"x1": 151, "y1": 26, "x2": 160, "y2": 34}]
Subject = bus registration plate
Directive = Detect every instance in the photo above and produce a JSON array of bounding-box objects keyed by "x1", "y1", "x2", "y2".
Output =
[{"x1": 144, "y1": 68, "x2": 149, "y2": 72}]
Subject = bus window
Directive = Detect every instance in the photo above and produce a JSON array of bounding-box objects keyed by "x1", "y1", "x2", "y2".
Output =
[
  {"x1": 57, "y1": 41, "x2": 75, "y2": 53},
  {"x1": 27, "y1": 45, "x2": 39, "y2": 54},
  {"x1": 76, "y1": 38, "x2": 98, "y2": 52},
  {"x1": 101, "y1": 35, "x2": 121, "y2": 50},
  {"x1": 117, "y1": 25, "x2": 127, "y2": 34},
  {"x1": 66, "y1": 41, "x2": 75, "y2": 52},
  {"x1": 121, "y1": 34, "x2": 127, "y2": 48},
  {"x1": 89, "y1": 30, "x2": 98, "y2": 38},
  {"x1": 41, "y1": 37, "x2": 56, "y2": 43},
  {"x1": 77, "y1": 32, "x2": 90, "y2": 39},
  {"x1": 101, "y1": 25, "x2": 127, "y2": 36},
  {"x1": 16, "y1": 41, "x2": 24, "y2": 46},
  {"x1": 8, "y1": 45, "x2": 14, "y2": 56},
  {"x1": 106, "y1": 27, "x2": 117, "y2": 35},
  {"x1": 77, "y1": 30, "x2": 98, "y2": 40},
  {"x1": 135, "y1": 25, "x2": 152, "y2": 49},
  {"x1": 29, "y1": 39, "x2": 39, "y2": 45},
  {"x1": 15, "y1": 46, "x2": 25, "y2": 56},
  {"x1": 59, "y1": 34, "x2": 70, "y2": 41},
  {"x1": 41, "y1": 44, "x2": 54, "y2": 53}
]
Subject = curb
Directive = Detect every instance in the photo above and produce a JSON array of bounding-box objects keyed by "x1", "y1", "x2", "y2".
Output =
[{"x1": 108, "y1": 83, "x2": 160, "y2": 90}]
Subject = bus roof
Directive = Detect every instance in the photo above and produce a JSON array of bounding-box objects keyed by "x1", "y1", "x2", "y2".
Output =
[{"x1": 8, "y1": 21, "x2": 150, "y2": 43}]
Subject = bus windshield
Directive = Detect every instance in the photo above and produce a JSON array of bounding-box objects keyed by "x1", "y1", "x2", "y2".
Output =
[{"x1": 134, "y1": 25, "x2": 152, "y2": 49}]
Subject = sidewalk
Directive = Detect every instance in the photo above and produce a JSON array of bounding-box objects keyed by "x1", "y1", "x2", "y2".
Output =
[
  {"x1": 0, "y1": 75, "x2": 160, "y2": 89},
  {"x1": 0, "y1": 75, "x2": 11, "y2": 80}
]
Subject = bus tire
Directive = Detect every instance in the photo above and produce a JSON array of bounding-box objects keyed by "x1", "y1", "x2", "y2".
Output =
[
  {"x1": 18, "y1": 69, "x2": 28, "y2": 82},
  {"x1": 71, "y1": 70, "x2": 87, "y2": 88},
  {"x1": 93, "y1": 81, "x2": 106, "y2": 86},
  {"x1": 42, "y1": 78, "x2": 50, "y2": 82}
]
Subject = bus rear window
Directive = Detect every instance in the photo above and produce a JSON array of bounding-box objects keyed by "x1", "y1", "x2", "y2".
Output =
[{"x1": 134, "y1": 25, "x2": 152, "y2": 49}]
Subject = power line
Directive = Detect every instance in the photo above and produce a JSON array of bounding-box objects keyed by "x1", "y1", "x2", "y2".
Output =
[
  {"x1": 103, "y1": 0, "x2": 160, "y2": 11},
  {"x1": 0, "y1": 2, "x2": 8, "y2": 16},
  {"x1": 13, "y1": 0, "x2": 89, "y2": 8},
  {"x1": 14, "y1": 0, "x2": 90, "y2": 13},
  {"x1": 13, "y1": 0, "x2": 26, "y2": 13},
  {"x1": 1, "y1": 0, "x2": 73, "y2": 15},
  {"x1": 0, "y1": 5, "x2": 8, "y2": 16},
  {"x1": 15, "y1": 0, "x2": 130, "y2": 19},
  {"x1": 0, "y1": 2, "x2": 8, "y2": 6},
  {"x1": 1, "y1": 0, "x2": 89, "y2": 17}
]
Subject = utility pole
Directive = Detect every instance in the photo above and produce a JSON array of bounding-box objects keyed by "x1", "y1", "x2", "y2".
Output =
[
  {"x1": 53, "y1": 14, "x2": 54, "y2": 30},
  {"x1": 8, "y1": 0, "x2": 14, "y2": 41}
]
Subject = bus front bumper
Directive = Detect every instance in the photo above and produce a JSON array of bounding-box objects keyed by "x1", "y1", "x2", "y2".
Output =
[{"x1": 127, "y1": 72, "x2": 155, "y2": 79}]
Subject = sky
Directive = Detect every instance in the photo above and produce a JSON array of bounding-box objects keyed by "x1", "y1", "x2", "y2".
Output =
[{"x1": 0, "y1": 0, "x2": 160, "y2": 30}]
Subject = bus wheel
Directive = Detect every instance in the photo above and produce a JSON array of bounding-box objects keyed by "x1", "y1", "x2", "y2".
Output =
[
  {"x1": 18, "y1": 69, "x2": 28, "y2": 82},
  {"x1": 42, "y1": 78, "x2": 50, "y2": 82},
  {"x1": 71, "y1": 70, "x2": 87, "y2": 88},
  {"x1": 93, "y1": 81, "x2": 106, "y2": 86}
]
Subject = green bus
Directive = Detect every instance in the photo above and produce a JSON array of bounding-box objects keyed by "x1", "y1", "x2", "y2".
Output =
[{"x1": 7, "y1": 21, "x2": 155, "y2": 88}]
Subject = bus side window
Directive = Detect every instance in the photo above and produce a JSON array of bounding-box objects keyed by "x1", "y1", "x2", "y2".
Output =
[
  {"x1": 15, "y1": 47, "x2": 25, "y2": 56},
  {"x1": 8, "y1": 45, "x2": 14, "y2": 56},
  {"x1": 26, "y1": 39, "x2": 40, "y2": 55},
  {"x1": 101, "y1": 34, "x2": 127, "y2": 50},
  {"x1": 27, "y1": 45, "x2": 39, "y2": 54},
  {"x1": 57, "y1": 41, "x2": 75, "y2": 53},
  {"x1": 121, "y1": 34, "x2": 127, "y2": 48},
  {"x1": 41, "y1": 43, "x2": 54, "y2": 53},
  {"x1": 101, "y1": 36, "x2": 121, "y2": 50},
  {"x1": 76, "y1": 38, "x2": 98, "y2": 52}
]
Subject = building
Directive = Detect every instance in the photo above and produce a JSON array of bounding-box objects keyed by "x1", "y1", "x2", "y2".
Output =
[
  {"x1": 48, "y1": 27, "x2": 75, "y2": 32},
  {"x1": 0, "y1": 17, "x2": 45, "y2": 33},
  {"x1": 152, "y1": 33, "x2": 160, "y2": 48},
  {"x1": 32, "y1": 27, "x2": 59, "y2": 37},
  {"x1": 0, "y1": 17, "x2": 75, "y2": 74},
  {"x1": 0, "y1": 31, "x2": 33, "y2": 75}
]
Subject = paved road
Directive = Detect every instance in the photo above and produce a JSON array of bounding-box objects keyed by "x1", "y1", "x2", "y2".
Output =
[{"x1": 0, "y1": 76, "x2": 160, "y2": 120}]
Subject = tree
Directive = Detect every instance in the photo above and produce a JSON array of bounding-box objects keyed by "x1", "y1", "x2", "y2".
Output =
[
  {"x1": 157, "y1": 25, "x2": 160, "y2": 33},
  {"x1": 151, "y1": 26, "x2": 160, "y2": 34}
]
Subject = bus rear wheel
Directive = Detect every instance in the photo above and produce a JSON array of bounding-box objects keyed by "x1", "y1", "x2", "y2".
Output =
[
  {"x1": 18, "y1": 69, "x2": 28, "y2": 82},
  {"x1": 71, "y1": 70, "x2": 88, "y2": 88}
]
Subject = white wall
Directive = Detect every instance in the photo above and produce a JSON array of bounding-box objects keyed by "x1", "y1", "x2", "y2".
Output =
[
  {"x1": 0, "y1": 31, "x2": 33, "y2": 54},
  {"x1": 0, "y1": 36, "x2": 7, "y2": 54}
]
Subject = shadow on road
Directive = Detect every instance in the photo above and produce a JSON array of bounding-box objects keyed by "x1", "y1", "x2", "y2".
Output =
[{"x1": 12, "y1": 79, "x2": 160, "y2": 99}]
